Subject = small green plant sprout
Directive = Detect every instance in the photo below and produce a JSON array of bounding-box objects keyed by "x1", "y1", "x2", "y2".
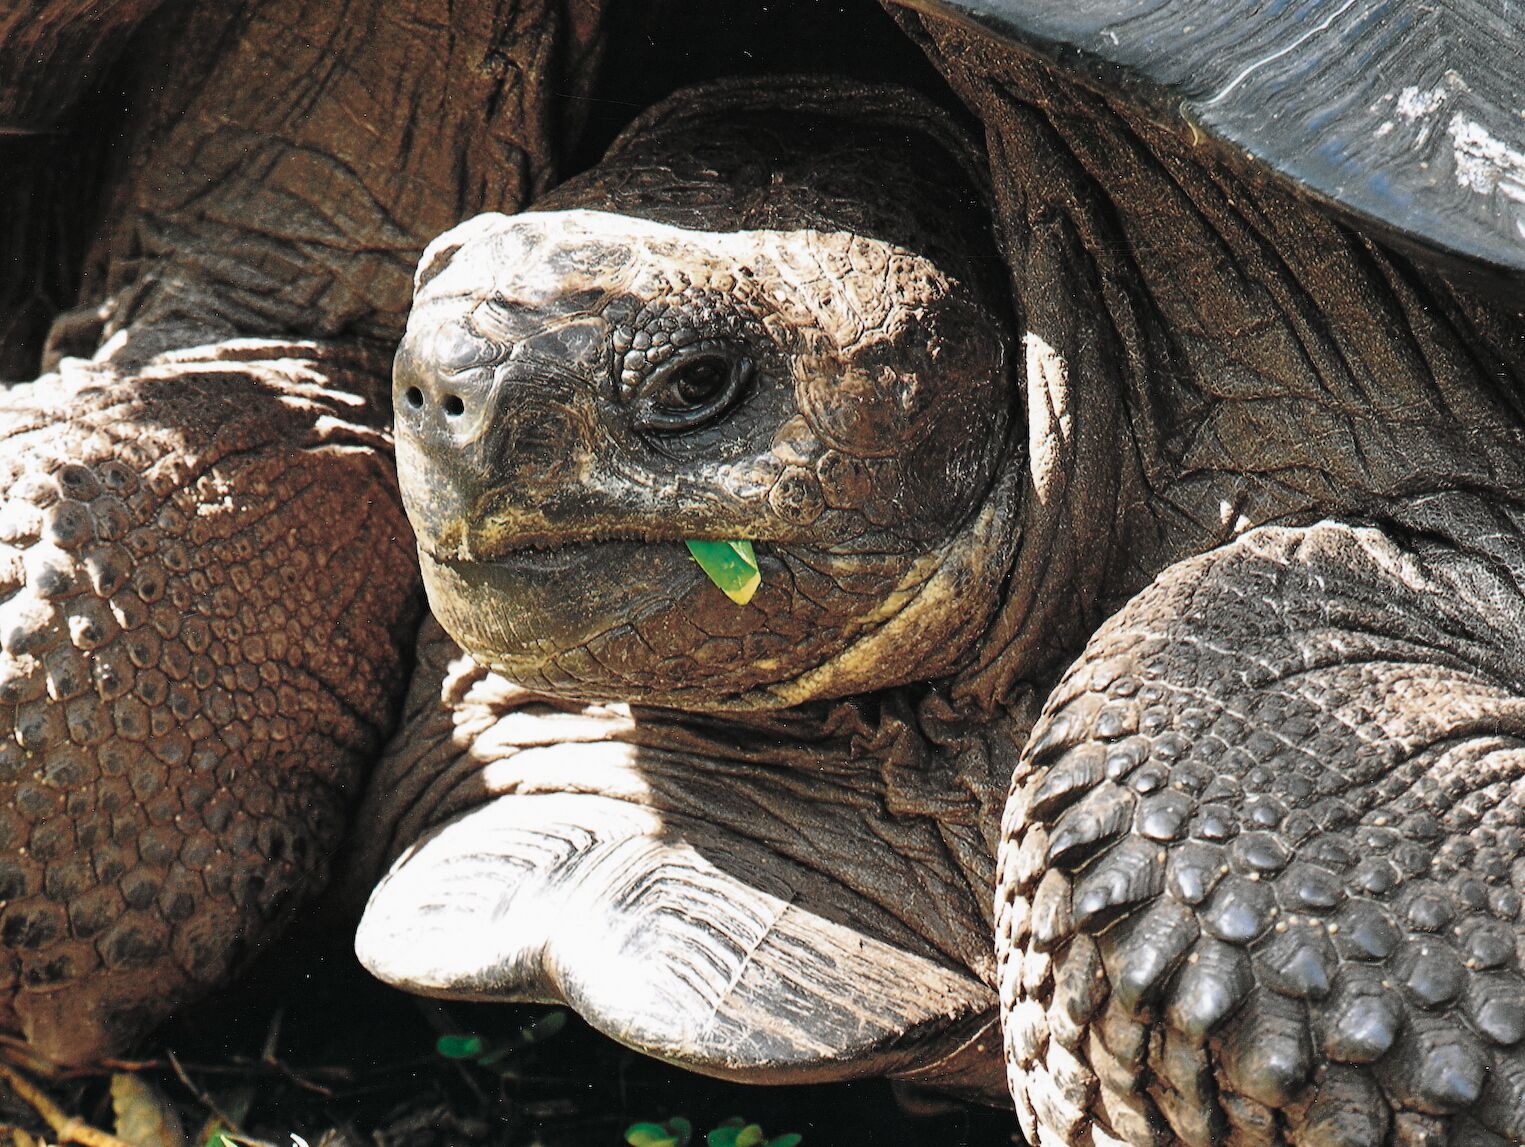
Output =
[
  {"x1": 684, "y1": 539, "x2": 761, "y2": 604},
  {"x1": 704, "y1": 1117, "x2": 801, "y2": 1147},
  {"x1": 624, "y1": 1116, "x2": 693, "y2": 1147},
  {"x1": 623, "y1": 1116, "x2": 801, "y2": 1147},
  {"x1": 434, "y1": 1009, "x2": 568, "y2": 1076}
]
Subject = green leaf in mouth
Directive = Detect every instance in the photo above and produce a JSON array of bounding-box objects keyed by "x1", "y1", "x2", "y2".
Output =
[{"x1": 685, "y1": 539, "x2": 761, "y2": 605}]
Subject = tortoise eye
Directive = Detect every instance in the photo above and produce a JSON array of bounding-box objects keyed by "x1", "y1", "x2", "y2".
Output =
[
  {"x1": 633, "y1": 348, "x2": 754, "y2": 433},
  {"x1": 668, "y1": 359, "x2": 728, "y2": 407}
]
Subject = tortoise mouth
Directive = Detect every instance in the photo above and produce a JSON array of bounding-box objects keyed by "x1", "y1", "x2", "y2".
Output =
[
  {"x1": 416, "y1": 539, "x2": 877, "y2": 709},
  {"x1": 424, "y1": 537, "x2": 652, "y2": 575},
  {"x1": 424, "y1": 532, "x2": 778, "y2": 576},
  {"x1": 418, "y1": 541, "x2": 688, "y2": 688}
]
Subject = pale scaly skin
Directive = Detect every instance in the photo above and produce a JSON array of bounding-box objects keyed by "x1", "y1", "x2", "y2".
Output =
[
  {"x1": 0, "y1": 0, "x2": 605, "y2": 1063},
  {"x1": 366, "y1": 64, "x2": 1525, "y2": 1146},
  {"x1": 351, "y1": 616, "x2": 1018, "y2": 1098}
]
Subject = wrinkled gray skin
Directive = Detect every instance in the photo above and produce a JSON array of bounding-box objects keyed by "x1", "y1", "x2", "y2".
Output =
[{"x1": 359, "y1": 46, "x2": 1525, "y2": 1147}]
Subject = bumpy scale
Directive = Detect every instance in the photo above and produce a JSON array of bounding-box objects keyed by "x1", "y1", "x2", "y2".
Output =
[{"x1": 0, "y1": 345, "x2": 416, "y2": 1061}]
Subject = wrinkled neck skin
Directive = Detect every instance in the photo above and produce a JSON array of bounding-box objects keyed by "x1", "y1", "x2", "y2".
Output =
[
  {"x1": 55, "y1": 0, "x2": 601, "y2": 369},
  {"x1": 905, "y1": 11, "x2": 1525, "y2": 712}
]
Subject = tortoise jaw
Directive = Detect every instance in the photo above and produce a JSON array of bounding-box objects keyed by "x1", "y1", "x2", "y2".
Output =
[{"x1": 355, "y1": 791, "x2": 1002, "y2": 1093}]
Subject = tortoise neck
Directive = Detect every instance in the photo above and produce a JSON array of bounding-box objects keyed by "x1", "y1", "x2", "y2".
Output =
[{"x1": 911, "y1": 12, "x2": 1525, "y2": 712}]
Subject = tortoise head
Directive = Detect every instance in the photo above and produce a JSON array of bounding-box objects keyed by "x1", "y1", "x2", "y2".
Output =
[{"x1": 392, "y1": 83, "x2": 1020, "y2": 711}]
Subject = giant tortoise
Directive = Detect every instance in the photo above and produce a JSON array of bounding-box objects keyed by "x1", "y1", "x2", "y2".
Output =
[{"x1": 5, "y1": 2, "x2": 1525, "y2": 1145}]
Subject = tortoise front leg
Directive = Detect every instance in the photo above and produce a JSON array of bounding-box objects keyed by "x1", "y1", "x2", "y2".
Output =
[
  {"x1": 351, "y1": 619, "x2": 1008, "y2": 1100},
  {"x1": 1004, "y1": 522, "x2": 1525, "y2": 1146}
]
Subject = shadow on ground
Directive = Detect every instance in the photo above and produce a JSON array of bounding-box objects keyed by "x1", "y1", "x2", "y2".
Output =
[{"x1": 7, "y1": 903, "x2": 1017, "y2": 1147}]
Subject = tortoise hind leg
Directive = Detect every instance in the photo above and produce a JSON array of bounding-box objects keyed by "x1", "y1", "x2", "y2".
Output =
[{"x1": 1003, "y1": 521, "x2": 1525, "y2": 1146}]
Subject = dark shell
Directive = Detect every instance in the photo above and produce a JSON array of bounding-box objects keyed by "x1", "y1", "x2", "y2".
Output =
[{"x1": 896, "y1": 0, "x2": 1525, "y2": 287}]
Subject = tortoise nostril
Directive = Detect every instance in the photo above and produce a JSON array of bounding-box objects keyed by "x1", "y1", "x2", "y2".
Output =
[
  {"x1": 403, "y1": 386, "x2": 425, "y2": 410},
  {"x1": 443, "y1": 394, "x2": 466, "y2": 417}
]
